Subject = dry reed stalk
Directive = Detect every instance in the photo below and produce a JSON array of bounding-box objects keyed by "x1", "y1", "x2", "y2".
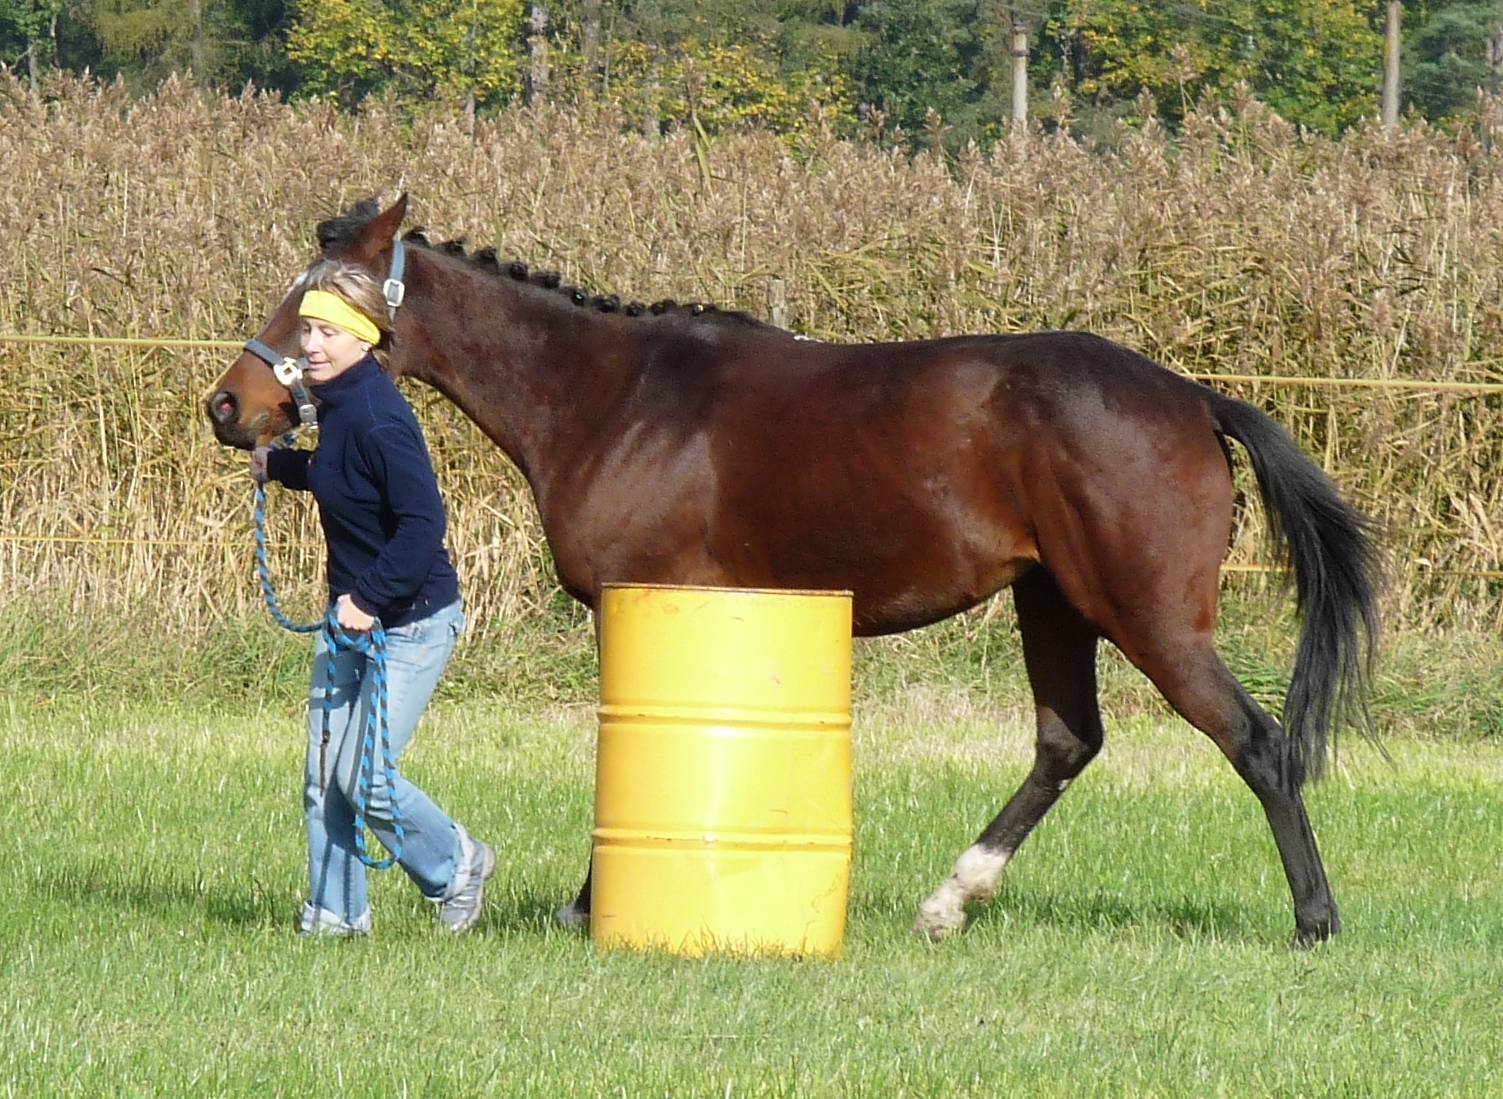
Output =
[{"x1": 1, "y1": 73, "x2": 1498, "y2": 634}]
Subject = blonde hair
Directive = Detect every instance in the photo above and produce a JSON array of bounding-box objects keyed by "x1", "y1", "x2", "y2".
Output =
[{"x1": 300, "y1": 260, "x2": 392, "y2": 364}]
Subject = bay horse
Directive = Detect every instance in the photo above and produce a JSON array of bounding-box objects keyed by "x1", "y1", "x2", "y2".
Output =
[{"x1": 207, "y1": 195, "x2": 1379, "y2": 947}]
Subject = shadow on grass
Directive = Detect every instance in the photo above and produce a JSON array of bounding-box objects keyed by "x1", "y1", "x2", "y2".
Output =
[
  {"x1": 27, "y1": 862, "x2": 283, "y2": 930},
  {"x1": 979, "y1": 885, "x2": 1260, "y2": 942},
  {"x1": 853, "y1": 884, "x2": 1265, "y2": 945},
  {"x1": 27, "y1": 855, "x2": 593, "y2": 939},
  {"x1": 479, "y1": 889, "x2": 578, "y2": 936},
  {"x1": 32, "y1": 856, "x2": 1271, "y2": 945}
]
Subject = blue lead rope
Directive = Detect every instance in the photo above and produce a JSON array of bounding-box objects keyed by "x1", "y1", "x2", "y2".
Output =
[
  {"x1": 254, "y1": 480, "x2": 322, "y2": 637},
  {"x1": 254, "y1": 479, "x2": 403, "y2": 870}
]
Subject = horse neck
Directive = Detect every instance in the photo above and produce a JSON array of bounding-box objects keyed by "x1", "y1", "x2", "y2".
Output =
[{"x1": 396, "y1": 257, "x2": 641, "y2": 495}]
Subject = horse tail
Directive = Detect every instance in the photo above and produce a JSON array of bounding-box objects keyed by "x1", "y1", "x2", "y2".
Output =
[{"x1": 1209, "y1": 392, "x2": 1382, "y2": 787}]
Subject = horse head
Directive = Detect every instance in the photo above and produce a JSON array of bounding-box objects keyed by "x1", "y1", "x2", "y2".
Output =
[{"x1": 205, "y1": 194, "x2": 410, "y2": 449}]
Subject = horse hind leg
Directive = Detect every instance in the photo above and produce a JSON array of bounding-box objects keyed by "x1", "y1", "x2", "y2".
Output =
[
  {"x1": 1123, "y1": 638, "x2": 1341, "y2": 947},
  {"x1": 915, "y1": 569, "x2": 1103, "y2": 940},
  {"x1": 1028, "y1": 474, "x2": 1340, "y2": 945}
]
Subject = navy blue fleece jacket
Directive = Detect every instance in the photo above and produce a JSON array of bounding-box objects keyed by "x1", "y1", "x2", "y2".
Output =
[{"x1": 265, "y1": 355, "x2": 460, "y2": 627}]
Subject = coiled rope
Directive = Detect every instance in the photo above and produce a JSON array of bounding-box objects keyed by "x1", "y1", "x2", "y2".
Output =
[{"x1": 254, "y1": 478, "x2": 403, "y2": 869}]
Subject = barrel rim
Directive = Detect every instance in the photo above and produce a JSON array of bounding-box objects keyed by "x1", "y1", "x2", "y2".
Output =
[{"x1": 601, "y1": 582, "x2": 854, "y2": 599}]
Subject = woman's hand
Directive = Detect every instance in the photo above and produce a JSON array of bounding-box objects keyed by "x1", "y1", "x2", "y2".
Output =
[
  {"x1": 250, "y1": 445, "x2": 271, "y2": 483},
  {"x1": 335, "y1": 593, "x2": 376, "y2": 632}
]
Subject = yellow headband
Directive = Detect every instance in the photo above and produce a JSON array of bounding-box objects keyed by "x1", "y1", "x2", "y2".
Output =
[{"x1": 298, "y1": 290, "x2": 382, "y2": 346}]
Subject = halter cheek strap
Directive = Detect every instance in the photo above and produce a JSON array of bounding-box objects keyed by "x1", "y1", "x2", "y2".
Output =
[
  {"x1": 383, "y1": 240, "x2": 406, "y2": 318},
  {"x1": 243, "y1": 338, "x2": 317, "y2": 433}
]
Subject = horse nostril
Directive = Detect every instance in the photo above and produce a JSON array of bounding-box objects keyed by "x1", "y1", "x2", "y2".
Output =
[{"x1": 209, "y1": 390, "x2": 238, "y2": 425}]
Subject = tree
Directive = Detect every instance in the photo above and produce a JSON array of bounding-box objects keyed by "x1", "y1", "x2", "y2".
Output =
[
  {"x1": 534, "y1": 0, "x2": 856, "y2": 135},
  {"x1": 223, "y1": 0, "x2": 303, "y2": 97},
  {"x1": 0, "y1": 0, "x2": 64, "y2": 90},
  {"x1": 1403, "y1": 0, "x2": 1502, "y2": 119},
  {"x1": 1042, "y1": 0, "x2": 1380, "y2": 135},
  {"x1": 286, "y1": 0, "x2": 527, "y2": 107},
  {"x1": 1241, "y1": 0, "x2": 1380, "y2": 133},
  {"x1": 47, "y1": 0, "x2": 296, "y2": 90},
  {"x1": 853, "y1": 0, "x2": 988, "y2": 145},
  {"x1": 80, "y1": 0, "x2": 213, "y2": 79}
]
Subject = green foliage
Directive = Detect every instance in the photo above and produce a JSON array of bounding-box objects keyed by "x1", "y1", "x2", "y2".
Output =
[
  {"x1": 1042, "y1": 0, "x2": 1381, "y2": 135},
  {"x1": 1404, "y1": 0, "x2": 1503, "y2": 120},
  {"x1": 19, "y1": 0, "x2": 296, "y2": 92},
  {"x1": 0, "y1": 0, "x2": 61, "y2": 45},
  {"x1": 86, "y1": 0, "x2": 189, "y2": 60},
  {"x1": 1247, "y1": 0, "x2": 1381, "y2": 133},
  {"x1": 286, "y1": 0, "x2": 526, "y2": 107},
  {"x1": 538, "y1": 0, "x2": 858, "y2": 136},
  {"x1": 5, "y1": 0, "x2": 1499, "y2": 138},
  {"x1": 595, "y1": 34, "x2": 856, "y2": 135},
  {"x1": 0, "y1": 0, "x2": 60, "y2": 90},
  {"x1": 852, "y1": 0, "x2": 990, "y2": 145}
]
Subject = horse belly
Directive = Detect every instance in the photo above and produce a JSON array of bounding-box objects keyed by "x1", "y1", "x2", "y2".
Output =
[{"x1": 842, "y1": 544, "x2": 1037, "y2": 637}]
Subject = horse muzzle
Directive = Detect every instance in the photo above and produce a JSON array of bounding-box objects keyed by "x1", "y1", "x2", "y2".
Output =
[{"x1": 206, "y1": 389, "x2": 271, "y2": 450}]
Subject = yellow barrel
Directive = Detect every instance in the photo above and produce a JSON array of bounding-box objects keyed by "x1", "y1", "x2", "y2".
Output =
[{"x1": 591, "y1": 583, "x2": 854, "y2": 958}]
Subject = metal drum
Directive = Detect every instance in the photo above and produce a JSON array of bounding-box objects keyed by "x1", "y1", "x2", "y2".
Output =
[{"x1": 591, "y1": 584, "x2": 854, "y2": 958}]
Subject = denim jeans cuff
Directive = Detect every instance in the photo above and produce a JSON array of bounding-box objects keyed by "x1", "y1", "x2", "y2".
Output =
[{"x1": 299, "y1": 901, "x2": 372, "y2": 936}]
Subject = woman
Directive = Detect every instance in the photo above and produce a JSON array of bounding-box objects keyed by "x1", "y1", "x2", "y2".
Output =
[{"x1": 251, "y1": 261, "x2": 493, "y2": 936}]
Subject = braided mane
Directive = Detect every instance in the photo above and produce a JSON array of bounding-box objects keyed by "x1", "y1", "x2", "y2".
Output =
[{"x1": 315, "y1": 198, "x2": 765, "y2": 327}]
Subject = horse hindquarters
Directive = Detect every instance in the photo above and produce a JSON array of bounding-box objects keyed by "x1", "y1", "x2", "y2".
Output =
[
  {"x1": 916, "y1": 382, "x2": 1374, "y2": 945},
  {"x1": 1050, "y1": 390, "x2": 1373, "y2": 944}
]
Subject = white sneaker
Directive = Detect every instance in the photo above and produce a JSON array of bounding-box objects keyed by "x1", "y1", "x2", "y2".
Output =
[{"x1": 437, "y1": 825, "x2": 495, "y2": 933}]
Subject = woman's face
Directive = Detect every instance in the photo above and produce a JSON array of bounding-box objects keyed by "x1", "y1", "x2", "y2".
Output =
[{"x1": 301, "y1": 318, "x2": 369, "y2": 383}]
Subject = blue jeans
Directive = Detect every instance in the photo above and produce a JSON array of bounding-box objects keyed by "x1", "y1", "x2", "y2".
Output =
[{"x1": 303, "y1": 599, "x2": 468, "y2": 927}]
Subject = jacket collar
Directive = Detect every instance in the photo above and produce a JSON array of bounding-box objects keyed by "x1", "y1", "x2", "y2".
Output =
[{"x1": 309, "y1": 354, "x2": 381, "y2": 406}]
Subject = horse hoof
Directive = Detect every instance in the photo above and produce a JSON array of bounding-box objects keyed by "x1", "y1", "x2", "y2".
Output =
[
  {"x1": 555, "y1": 902, "x2": 589, "y2": 930},
  {"x1": 912, "y1": 898, "x2": 966, "y2": 942},
  {"x1": 1290, "y1": 909, "x2": 1341, "y2": 950},
  {"x1": 1290, "y1": 923, "x2": 1339, "y2": 950}
]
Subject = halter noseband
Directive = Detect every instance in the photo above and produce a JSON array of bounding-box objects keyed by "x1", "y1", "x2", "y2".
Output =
[{"x1": 242, "y1": 240, "x2": 408, "y2": 439}]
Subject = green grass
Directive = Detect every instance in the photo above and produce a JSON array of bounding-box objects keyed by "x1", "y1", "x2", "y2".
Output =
[
  {"x1": 3, "y1": 689, "x2": 1501, "y2": 1097},
  {"x1": 4, "y1": 589, "x2": 1501, "y2": 737}
]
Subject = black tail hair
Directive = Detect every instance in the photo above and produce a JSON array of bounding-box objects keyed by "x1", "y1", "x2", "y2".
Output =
[{"x1": 1211, "y1": 393, "x2": 1383, "y2": 787}]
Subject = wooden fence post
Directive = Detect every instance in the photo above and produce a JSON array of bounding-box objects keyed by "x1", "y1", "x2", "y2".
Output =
[
  {"x1": 528, "y1": 5, "x2": 550, "y2": 103},
  {"x1": 1011, "y1": 22, "x2": 1029, "y2": 129},
  {"x1": 1381, "y1": 1, "x2": 1401, "y2": 128},
  {"x1": 768, "y1": 278, "x2": 788, "y2": 330}
]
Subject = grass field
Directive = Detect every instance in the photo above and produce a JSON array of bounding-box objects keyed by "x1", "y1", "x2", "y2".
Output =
[{"x1": 4, "y1": 674, "x2": 1501, "y2": 1097}]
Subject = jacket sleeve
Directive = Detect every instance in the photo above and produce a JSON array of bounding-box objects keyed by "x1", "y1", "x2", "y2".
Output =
[
  {"x1": 265, "y1": 448, "x2": 312, "y2": 491},
  {"x1": 348, "y1": 421, "x2": 447, "y2": 617}
]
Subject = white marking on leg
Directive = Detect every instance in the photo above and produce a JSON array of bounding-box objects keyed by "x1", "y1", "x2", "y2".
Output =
[
  {"x1": 913, "y1": 844, "x2": 1012, "y2": 941},
  {"x1": 555, "y1": 902, "x2": 589, "y2": 930}
]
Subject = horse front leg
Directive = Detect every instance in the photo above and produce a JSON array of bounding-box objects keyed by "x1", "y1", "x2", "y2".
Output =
[
  {"x1": 556, "y1": 868, "x2": 592, "y2": 928},
  {"x1": 915, "y1": 572, "x2": 1104, "y2": 940},
  {"x1": 556, "y1": 606, "x2": 604, "y2": 930}
]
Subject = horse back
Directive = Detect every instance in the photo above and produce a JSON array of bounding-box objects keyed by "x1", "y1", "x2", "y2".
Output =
[{"x1": 545, "y1": 326, "x2": 1227, "y2": 632}]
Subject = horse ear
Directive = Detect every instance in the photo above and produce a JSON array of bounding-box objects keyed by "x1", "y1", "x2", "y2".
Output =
[{"x1": 351, "y1": 193, "x2": 409, "y2": 261}]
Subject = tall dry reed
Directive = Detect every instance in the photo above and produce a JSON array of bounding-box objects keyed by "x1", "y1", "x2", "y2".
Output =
[{"x1": 1, "y1": 73, "x2": 1499, "y2": 635}]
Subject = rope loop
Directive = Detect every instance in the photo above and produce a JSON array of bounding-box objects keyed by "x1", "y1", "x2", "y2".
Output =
[{"x1": 254, "y1": 480, "x2": 322, "y2": 634}]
